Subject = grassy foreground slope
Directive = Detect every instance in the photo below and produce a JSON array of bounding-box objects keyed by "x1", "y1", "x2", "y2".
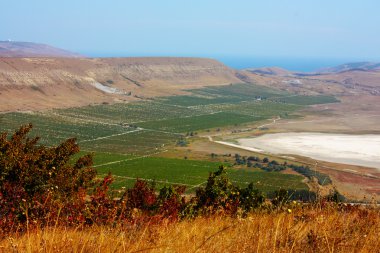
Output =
[
  {"x1": 2, "y1": 206, "x2": 379, "y2": 252},
  {"x1": 1, "y1": 112, "x2": 378, "y2": 253}
]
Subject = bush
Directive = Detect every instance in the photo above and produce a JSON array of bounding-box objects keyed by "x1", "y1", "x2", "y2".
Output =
[
  {"x1": 271, "y1": 189, "x2": 291, "y2": 207},
  {"x1": 176, "y1": 138, "x2": 188, "y2": 147},
  {"x1": 326, "y1": 189, "x2": 346, "y2": 203},
  {"x1": 124, "y1": 179, "x2": 157, "y2": 214},
  {"x1": 247, "y1": 156, "x2": 260, "y2": 162},
  {"x1": 195, "y1": 166, "x2": 240, "y2": 213},
  {"x1": 0, "y1": 124, "x2": 96, "y2": 199},
  {"x1": 157, "y1": 185, "x2": 186, "y2": 220},
  {"x1": 194, "y1": 166, "x2": 265, "y2": 215},
  {"x1": 0, "y1": 124, "x2": 97, "y2": 232},
  {"x1": 239, "y1": 183, "x2": 265, "y2": 213}
]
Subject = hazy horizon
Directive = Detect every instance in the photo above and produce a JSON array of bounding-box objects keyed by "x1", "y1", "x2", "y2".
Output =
[
  {"x1": 2, "y1": 0, "x2": 380, "y2": 67},
  {"x1": 81, "y1": 52, "x2": 367, "y2": 72},
  {"x1": 0, "y1": 39, "x2": 374, "y2": 72},
  {"x1": 74, "y1": 48, "x2": 374, "y2": 72},
  {"x1": 2, "y1": 38, "x2": 376, "y2": 72}
]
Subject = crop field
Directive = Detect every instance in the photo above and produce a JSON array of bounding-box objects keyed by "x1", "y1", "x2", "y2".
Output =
[
  {"x1": 0, "y1": 112, "x2": 130, "y2": 146},
  {"x1": 79, "y1": 130, "x2": 178, "y2": 155},
  {"x1": 193, "y1": 100, "x2": 302, "y2": 118},
  {"x1": 0, "y1": 83, "x2": 332, "y2": 151},
  {"x1": 135, "y1": 112, "x2": 265, "y2": 133},
  {"x1": 159, "y1": 83, "x2": 288, "y2": 106},
  {"x1": 91, "y1": 156, "x2": 308, "y2": 193},
  {"x1": 0, "y1": 83, "x2": 337, "y2": 192},
  {"x1": 54, "y1": 101, "x2": 201, "y2": 124},
  {"x1": 269, "y1": 95, "x2": 339, "y2": 105}
]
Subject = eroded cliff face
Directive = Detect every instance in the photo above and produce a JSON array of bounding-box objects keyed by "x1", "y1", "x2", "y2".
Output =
[{"x1": 0, "y1": 57, "x2": 241, "y2": 112}]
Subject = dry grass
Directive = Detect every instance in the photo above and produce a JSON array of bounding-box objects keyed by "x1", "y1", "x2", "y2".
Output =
[{"x1": 1, "y1": 206, "x2": 379, "y2": 253}]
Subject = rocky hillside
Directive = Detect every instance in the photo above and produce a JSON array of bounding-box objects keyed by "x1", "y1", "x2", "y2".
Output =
[{"x1": 0, "y1": 57, "x2": 241, "y2": 112}]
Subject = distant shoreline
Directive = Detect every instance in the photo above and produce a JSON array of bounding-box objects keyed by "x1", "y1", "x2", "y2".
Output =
[
  {"x1": 82, "y1": 53, "x2": 364, "y2": 72},
  {"x1": 217, "y1": 57, "x2": 364, "y2": 72}
]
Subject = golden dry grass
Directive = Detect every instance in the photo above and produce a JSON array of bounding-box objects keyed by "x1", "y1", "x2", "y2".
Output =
[{"x1": 1, "y1": 206, "x2": 379, "y2": 253}]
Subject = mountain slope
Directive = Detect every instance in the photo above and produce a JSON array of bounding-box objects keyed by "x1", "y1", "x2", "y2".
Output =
[
  {"x1": 318, "y1": 62, "x2": 380, "y2": 73},
  {"x1": 0, "y1": 41, "x2": 83, "y2": 58},
  {"x1": 0, "y1": 57, "x2": 241, "y2": 112},
  {"x1": 244, "y1": 67, "x2": 294, "y2": 76}
]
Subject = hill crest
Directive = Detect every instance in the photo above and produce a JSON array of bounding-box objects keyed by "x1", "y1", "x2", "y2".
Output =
[
  {"x1": 0, "y1": 41, "x2": 83, "y2": 58},
  {"x1": 317, "y1": 62, "x2": 380, "y2": 73},
  {"x1": 0, "y1": 57, "x2": 240, "y2": 112}
]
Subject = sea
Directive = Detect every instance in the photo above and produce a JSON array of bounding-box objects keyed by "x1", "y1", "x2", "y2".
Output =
[{"x1": 215, "y1": 56, "x2": 358, "y2": 73}]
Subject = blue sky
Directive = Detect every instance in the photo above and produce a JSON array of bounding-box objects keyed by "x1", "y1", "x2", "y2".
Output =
[{"x1": 1, "y1": 0, "x2": 380, "y2": 69}]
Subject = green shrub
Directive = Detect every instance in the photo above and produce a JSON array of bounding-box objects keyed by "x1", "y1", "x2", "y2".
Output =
[
  {"x1": 194, "y1": 166, "x2": 265, "y2": 215},
  {"x1": 0, "y1": 124, "x2": 96, "y2": 199}
]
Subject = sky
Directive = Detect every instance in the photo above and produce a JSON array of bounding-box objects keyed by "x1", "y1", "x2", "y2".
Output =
[{"x1": 1, "y1": 0, "x2": 380, "y2": 70}]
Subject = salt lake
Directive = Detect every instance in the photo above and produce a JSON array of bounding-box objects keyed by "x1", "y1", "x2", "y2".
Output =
[{"x1": 236, "y1": 133, "x2": 380, "y2": 169}]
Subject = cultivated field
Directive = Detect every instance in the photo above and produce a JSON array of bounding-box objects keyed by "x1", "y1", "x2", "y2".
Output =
[
  {"x1": 0, "y1": 83, "x2": 336, "y2": 194},
  {"x1": 91, "y1": 155, "x2": 308, "y2": 193}
]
